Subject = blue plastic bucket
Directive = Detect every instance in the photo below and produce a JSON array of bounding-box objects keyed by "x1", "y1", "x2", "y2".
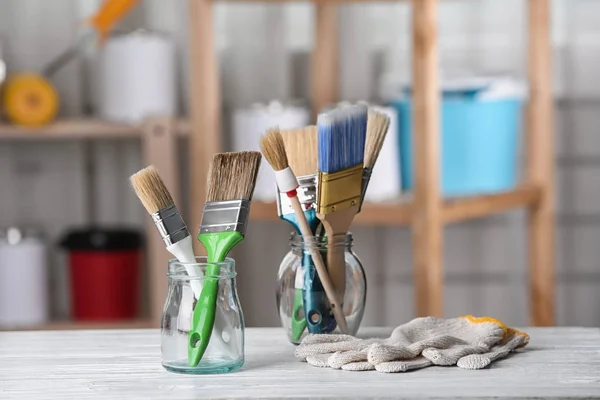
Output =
[{"x1": 392, "y1": 93, "x2": 523, "y2": 197}]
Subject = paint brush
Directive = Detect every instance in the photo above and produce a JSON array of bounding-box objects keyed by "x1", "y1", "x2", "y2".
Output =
[
  {"x1": 188, "y1": 151, "x2": 261, "y2": 367},
  {"x1": 316, "y1": 104, "x2": 367, "y2": 307},
  {"x1": 358, "y1": 110, "x2": 391, "y2": 212},
  {"x1": 129, "y1": 165, "x2": 237, "y2": 358},
  {"x1": 279, "y1": 126, "x2": 336, "y2": 336},
  {"x1": 260, "y1": 128, "x2": 348, "y2": 333},
  {"x1": 278, "y1": 126, "x2": 320, "y2": 234}
]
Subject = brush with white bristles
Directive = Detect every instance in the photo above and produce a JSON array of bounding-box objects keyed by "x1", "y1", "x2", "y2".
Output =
[
  {"x1": 260, "y1": 128, "x2": 349, "y2": 333},
  {"x1": 358, "y1": 110, "x2": 391, "y2": 212}
]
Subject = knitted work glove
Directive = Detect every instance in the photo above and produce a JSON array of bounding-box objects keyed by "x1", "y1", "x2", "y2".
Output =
[
  {"x1": 295, "y1": 316, "x2": 508, "y2": 373},
  {"x1": 454, "y1": 327, "x2": 530, "y2": 369},
  {"x1": 421, "y1": 322, "x2": 530, "y2": 369}
]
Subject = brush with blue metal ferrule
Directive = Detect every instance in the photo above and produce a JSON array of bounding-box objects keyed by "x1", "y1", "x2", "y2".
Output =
[
  {"x1": 316, "y1": 105, "x2": 367, "y2": 314},
  {"x1": 278, "y1": 126, "x2": 337, "y2": 336}
]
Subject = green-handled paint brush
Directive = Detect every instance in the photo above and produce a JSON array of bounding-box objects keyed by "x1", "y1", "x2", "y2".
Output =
[{"x1": 188, "y1": 151, "x2": 261, "y2": 367}]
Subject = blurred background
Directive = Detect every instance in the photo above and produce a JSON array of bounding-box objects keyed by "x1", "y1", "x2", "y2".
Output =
[{"x1": 0, "y1": 0, "x2": 596, "y2": 332}]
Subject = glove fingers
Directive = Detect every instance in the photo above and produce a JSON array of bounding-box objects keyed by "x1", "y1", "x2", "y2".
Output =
[
  {"x1": 374, "y1": 356, "x2": 433, "y2": 373},
  {"x1": 306, "y1": 353, "x2": 332, "y2": 368},
  {"x1": 295, "y1": 340, "x2": 366, "y2": 359},
  {"x1": 300, "y1": 334, "x2": 356, "y2": 345},
  {"x1": 341, "y1": 361, "x2": 376, "y2": 371},
  {"x1": 457, "y1": 332, "x2": 528, "y2": 370},
  {"x1": 422, "y1": 345, "x2": 489, "y2": 366},
  {"x1": 368, "y1": 343, "x2": 419, "y2": 363},
  {"x1": 328, "y1": 349, "x2": 369, "y2": 369}
]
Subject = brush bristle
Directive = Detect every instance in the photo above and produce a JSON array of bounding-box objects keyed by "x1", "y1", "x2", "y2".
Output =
[
  {"x1": 206, "y1": 151, "x2": 262, "y2": 202},
  {"x1": 260, "y1": 128, "x2": 289, "y2": 172},
  {"x1": 281, "y1": 126, "x2": 318, "y2": 177},
  {"x1": 317, "y1": 104, "x2": 367, "y2": 173},
  {"x1": 129, "y1": 165, "x2": 174, "y2": 214},
  {"x1": 364, "y1": 110, "x2": 391, "y2": 169}
]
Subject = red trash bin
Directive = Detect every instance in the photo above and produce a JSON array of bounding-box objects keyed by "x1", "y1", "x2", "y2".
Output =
[{"x1": 60, "y1": 228, "x2": 143, "y2": 321}]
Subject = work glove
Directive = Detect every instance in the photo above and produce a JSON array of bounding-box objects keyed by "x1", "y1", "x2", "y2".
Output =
[
  {"x1": 295, "y1": 315, "x2": 525, "y2": 373},
  {"x1": 452, "y1": 327, "x2": 529, "y2": 369}
]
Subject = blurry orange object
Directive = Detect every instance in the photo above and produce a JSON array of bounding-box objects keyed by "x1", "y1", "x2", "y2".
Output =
[
  {"x1": 0, "y1": 0, "x2": 140, "y2": 127},
  {"x1": 87, "y1": 0, "x2": 141, "y2": 44},
  {"x1": 2, "y1": 73, "x2": 59, "y2": 127}
]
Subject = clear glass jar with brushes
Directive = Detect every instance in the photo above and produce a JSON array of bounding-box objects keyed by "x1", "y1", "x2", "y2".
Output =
[
  {"x1": 276, "y1": 231, "x2": 367, "y2": 344},
  {"x1": 161, "y1": 257, "x2": 244, "y2": 374}
]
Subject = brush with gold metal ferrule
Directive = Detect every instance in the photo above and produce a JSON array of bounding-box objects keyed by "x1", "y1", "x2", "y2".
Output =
[{"x1": 316, "y1": 104, "x2": 367, "y2": 307}]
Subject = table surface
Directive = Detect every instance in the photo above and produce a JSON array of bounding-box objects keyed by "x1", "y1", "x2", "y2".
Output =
[{"x1": 1, "y1": 327, "x2": 600, "y2": 399}]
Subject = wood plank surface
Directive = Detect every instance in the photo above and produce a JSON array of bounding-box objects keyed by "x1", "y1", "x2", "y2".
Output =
[
  {"x1": 249, "y1": 200, "x2": 412, "y2": 226},
  {"x1": 188, "y1": 0, "x2": 221, "y2": 257},
  {"x1": 443, "y1": 185, "x2": 541, "y2": 224},
  {"x1": 0, "y1": 119, "x2": 190, "y2": 140},
  {"x1": 411, "y1": 0, "x2": 443, "y2": 318},
  {"x1": 311, "y1": 0, "x2": 339, "y2": 116},
  {"x1": 1, "y1": 327, "x2": 599, "y2": 399},
  {"x1": 142, "y1": 118, "x2": 180, "y2": 326},
  {"x1": 526, "y1": 0, "x2": 555, "y2": 326},
  {"x1": 0, "y1": 319, "x2": 153, "y2": 332}
]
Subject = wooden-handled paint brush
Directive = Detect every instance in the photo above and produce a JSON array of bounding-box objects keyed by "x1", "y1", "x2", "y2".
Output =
[
  {"x1": 278, "y1": 126, "x2": 320, "y2": 234},
  {"x1": 188, "y1": 151, "x2": 261, "y2": 367},
  {"x1": 129, "y1": 165, "x2": 237, "y2": 359},
  {"x1": 359, "y1": 110, "x2": 391, "y2": 212},
  {"x1": 261, "y1": 128, "x2": 348, "y2": 334},
  {"x1": 279, "y1": 126, "x2": 336, "y2": 336},
  {"x1": 316, "y1": 104, "x2": 368, "y2": 306}
]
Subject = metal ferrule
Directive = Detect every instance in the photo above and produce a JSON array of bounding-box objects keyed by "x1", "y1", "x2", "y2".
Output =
[
  {"x1": 198, "y1": 200, "x2": 250, "y2": 236},
  {"x1": 358, "y1": 167, "x2": 373, "y2": 213},
  {"x1": 276, "y1": 174, "x2": 318, "y2": 217},
  {"x1": 151, "y1": 205, "x2": 190, "y2": 247},
  {"x1": 317, "y1": 163, "x2": 364, "y2": 215}
]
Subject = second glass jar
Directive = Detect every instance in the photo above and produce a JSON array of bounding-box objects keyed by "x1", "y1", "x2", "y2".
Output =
[{"x1": 276, "y1": 232, "x2": 366, "y2": 344}]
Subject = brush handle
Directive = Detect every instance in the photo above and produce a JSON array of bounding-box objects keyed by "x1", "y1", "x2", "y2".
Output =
[
  {"x1": 317, "y1": 207, "x2": 358, "y2": 310},
  {"x1": 188, "y1": 232, "x2": 244, "y2": 367},
  {"x1": 326, "y1": 240, "x2": 346, "y2": 306},
  {"x1": 167, "y1": 237, "x2": 203, "y2": 298},
  {"x1": 290, "y1": 196, "x2": 348, "y2": 333}
]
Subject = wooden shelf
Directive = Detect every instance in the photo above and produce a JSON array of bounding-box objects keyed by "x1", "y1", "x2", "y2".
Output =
[
  {"x1": 0, "y1": 319, "x2": 154, "y2": 332},
  {"x1": 251, "y1": 200, "x2": 412, "y2": 226},
  {"x1": 250, "y1": 185, "x2": 541, "y2": 226},
  {"x1": 0, "y1": 118, "x2": 190, "y2": 140},
  {"x1": 443, "y1": 185, "x2": 541, "y2": 224}
]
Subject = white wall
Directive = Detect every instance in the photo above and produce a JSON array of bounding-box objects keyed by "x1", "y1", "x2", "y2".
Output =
[{"x1": 0, "y1": 0, "x2": 598, "y2": 327}]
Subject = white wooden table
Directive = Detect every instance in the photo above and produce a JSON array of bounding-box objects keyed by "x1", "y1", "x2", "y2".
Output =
[{"x1": 1, "y1": 327, "x2": 599, "y2": 399}]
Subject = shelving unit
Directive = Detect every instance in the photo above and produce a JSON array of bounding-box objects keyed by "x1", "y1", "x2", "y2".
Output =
[
  {"x1": 0, "y1": 0, "x2": 554, "y2": 330},
  {"x1": 187, "y1": 0, "x2": 555, "y2": 326}
]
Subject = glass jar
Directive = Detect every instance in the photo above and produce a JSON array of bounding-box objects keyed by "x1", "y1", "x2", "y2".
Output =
[
  {"x1": 161, "y1": 257, "x2": 244, "y2": 374},
  {"x1": 276, "y1": 232, "x2": 366, "y2": 344}
]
